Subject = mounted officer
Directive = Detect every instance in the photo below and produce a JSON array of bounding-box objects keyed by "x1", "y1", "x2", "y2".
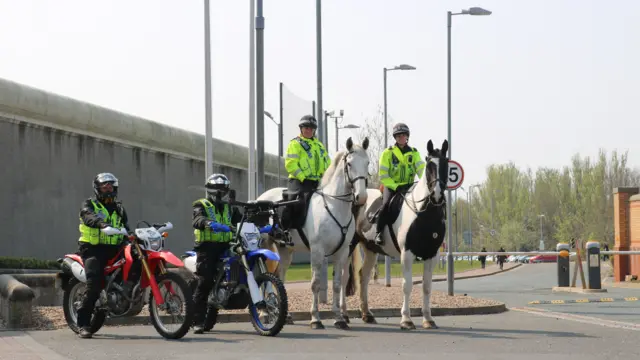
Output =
[
  {"x1": 374, "y1": 122, "x2": 425, "y2": 245},
  {"x1": 282, "y1": 114, "x2": 331, "y2": 228}
]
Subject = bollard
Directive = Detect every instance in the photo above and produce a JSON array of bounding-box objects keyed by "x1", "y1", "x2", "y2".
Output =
[
  {"x1": 585, "y1": 241, "x2": 601, "y2": 289},
  {"x1": 556, "y1": 243, "x2": 571, "y2": 287}
]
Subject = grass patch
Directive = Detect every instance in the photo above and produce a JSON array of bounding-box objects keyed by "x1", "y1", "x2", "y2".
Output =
[{"x1": 284, "y1": 259, "x2": 483, "y2": 282}]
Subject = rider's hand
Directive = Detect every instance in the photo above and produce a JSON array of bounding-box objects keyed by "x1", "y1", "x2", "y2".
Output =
[
  {"x1": 259, "y1": 224, "x2": 273, "y2": 234},
  {"x1": 219, "y1": 224, "x2": 231, "y2": 232}
]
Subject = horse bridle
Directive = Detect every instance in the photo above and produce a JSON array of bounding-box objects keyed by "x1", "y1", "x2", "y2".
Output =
[
  {"x1": 403, "y1": 155, "x2": 447, "y2": 214},
  {"x1": 316, "y1": 150, "x2": 368, "y2": 256}
]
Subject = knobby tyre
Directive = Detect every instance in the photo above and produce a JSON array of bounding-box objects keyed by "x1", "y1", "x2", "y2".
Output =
[
  {"x1": 62, "y1": 278, "x2": 107, "y2": 334},
  {"x1": 249, "y1": 272, "x2": 289, "y2": 336},
  {"x1": 148, "y1": 271, "x2": 195, "y2": 339}
]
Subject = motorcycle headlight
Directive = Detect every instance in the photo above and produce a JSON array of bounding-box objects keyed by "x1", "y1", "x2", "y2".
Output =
[
  {"x1": 243, "y1": 232, "x2": 261, "y2": 250},
  {"x1": 147, "y1": 237, "x2": 162, "y2": 251}
]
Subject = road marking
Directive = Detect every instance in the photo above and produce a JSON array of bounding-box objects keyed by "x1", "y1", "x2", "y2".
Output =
[
  {"x1": 527, "y1": 297, "x2": 639, "y2": 305},
  {"x1": 511, "y1": 307, "x2": 640, "y2": 332}
]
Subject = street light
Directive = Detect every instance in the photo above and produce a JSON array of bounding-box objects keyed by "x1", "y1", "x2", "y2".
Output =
[
  {"x1": 204, "y1": 0, "x2": 213, "y2": 187},
  {"x1": 446, "y1": 6, "x2": 492, "y2": 297},
  {"x1": 537, "y1": 214, "x2": 545, "y2": 251},
  {"x1": 383, "y1": 64, "x2": 417, "y2": 150},
  {"x1": 264, "y1": 111, "x2": 283, "y2": 186},
  {"x1": 382, "y1": 63, "x2": 416, "y2": 287},
  {"x1": 327, "y1": 110, "x2": 360, "y2": 152}
]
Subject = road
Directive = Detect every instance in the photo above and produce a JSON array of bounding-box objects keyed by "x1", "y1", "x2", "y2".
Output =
[
  {"x1": 432, "y1": 262, "x2": 640, "y2": 325},
  {"x1": 2, "y1": 263, "x2": 639, "y2": 360}
]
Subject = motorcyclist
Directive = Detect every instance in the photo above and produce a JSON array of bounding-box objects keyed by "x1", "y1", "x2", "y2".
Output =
[
  {"x1": 282, "y1": 114, "x2": 331, "y2": 228},
  {"x1": 374, "y1": 123, "x2": 425, "y2": 246},
  {"x1": 191, "y1": 173, "x2": 274, "y2": 333},
  {"x1": 76, "y1": 173, "x2": 139, "y2": 339}
]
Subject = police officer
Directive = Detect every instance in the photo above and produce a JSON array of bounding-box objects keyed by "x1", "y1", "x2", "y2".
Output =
[
  {"x1": 282, "y1": 115, "x2": 331, "y2": 227},
  {"x1": 76, "y1": 173, "x2": 136, "y2": 339},
  {"x1": 375, "y1": 123, "x2": 425, "y2": 245},
  {"x1": 191, "y1": 173, "x2": 244, "y2": 334}
]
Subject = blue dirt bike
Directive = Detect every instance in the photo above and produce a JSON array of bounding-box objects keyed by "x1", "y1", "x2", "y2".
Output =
[{"x1": 183, "y1": 198, "x2": 296, "y2": 336}]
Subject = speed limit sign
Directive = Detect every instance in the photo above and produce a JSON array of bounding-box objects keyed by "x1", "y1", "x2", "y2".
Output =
[{"x1": 447, "y1": 160, "x2": 464, "y2": 190}]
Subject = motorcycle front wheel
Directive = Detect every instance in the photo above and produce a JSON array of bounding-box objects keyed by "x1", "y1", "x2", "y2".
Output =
[
  {"x1": 148, "y1": 271, "x2": 195, "y2": 340},
  {"x1": 248, "y1": 272, "x2": 288, "y2": 336}
]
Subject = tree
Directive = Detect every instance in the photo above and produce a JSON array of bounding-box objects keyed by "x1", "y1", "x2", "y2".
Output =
[{"x1": 355, "y1": 105, "x2": 392, "y2": 188}]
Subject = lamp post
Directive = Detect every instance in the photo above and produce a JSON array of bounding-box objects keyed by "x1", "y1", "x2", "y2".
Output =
[
  {"x1": 264, "y1": 111, "x2": 283, "y2": 186},
  {"x1": 446, "y1": 6, "x2": 492, "y2": 296},
  {"x1": 382, "y1": 63, "x2": 416, "y2": 287},
  {"x1": 327, "y1": 110, "x2": 359, "y2": 152},
  {"x1": 255, "y1": 0, "x2": 266, "y2": 197},
  {"x1": 204, "y1": 0, "x2": 213, "y2": 186},
  {"x1": 537, "y1": 214, "x2": 545, "y2": 250}
]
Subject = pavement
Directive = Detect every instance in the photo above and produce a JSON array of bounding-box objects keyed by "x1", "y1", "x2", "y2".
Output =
[{"x1": 2, "y1": 261, "x2": 639, "y2": 359}]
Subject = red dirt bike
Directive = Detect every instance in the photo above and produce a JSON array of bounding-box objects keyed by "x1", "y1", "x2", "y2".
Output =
[{"x1": 57, "y1": 221, "x2": 194, "y2": 339}]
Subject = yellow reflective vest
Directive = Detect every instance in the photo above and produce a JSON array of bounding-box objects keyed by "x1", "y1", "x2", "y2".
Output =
[
  {"x1": 285, "y1": 136, "x2": 331, "y2": 182},
  {"x1": 378, "y1": 145, "x2": 425, "y2": 191},
  {"x1": 193, "y1": 198, "x2": 233, "y2": 243},
  {"x1": 78, "y1": 200, "x2": 123, "y2": 245}
]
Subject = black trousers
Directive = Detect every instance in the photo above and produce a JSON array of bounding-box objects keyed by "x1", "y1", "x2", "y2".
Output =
[
  {"x1": 283, "y1": 178, "x2": 319, "y2": 227},
  {"x1": 76, "y1": 244, "x2": 120, "y2": 329},
  {"x1": 76, "y1": 243, "x2": 142, "y2": 329},
  {"x1": 192, "y1": 241, "x2": 231, "y2": 325},
  {"x1": 376, "y1": 184, "x2": 411, "y2": 233}
]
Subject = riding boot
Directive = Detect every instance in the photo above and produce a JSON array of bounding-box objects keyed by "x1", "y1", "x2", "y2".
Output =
[{"x1": 374, "y1": 217, "x2": 385, "y2": 246}]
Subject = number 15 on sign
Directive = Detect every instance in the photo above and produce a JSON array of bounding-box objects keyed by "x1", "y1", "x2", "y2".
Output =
[{"x1": 447, "y1": 160, "x2": 464, "y2": 190}]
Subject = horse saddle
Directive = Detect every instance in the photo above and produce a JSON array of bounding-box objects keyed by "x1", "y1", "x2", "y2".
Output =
[
  {"x1": 280, "y1": 189, "x2": 314, "y2": 229},
  {"x1": 365, "y1": 192, "x2": 404, "y2": 226}
]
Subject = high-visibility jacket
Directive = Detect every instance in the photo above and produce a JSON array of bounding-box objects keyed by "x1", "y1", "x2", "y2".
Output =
[
  {"x1": 285, "y1": 136, "x2": 331, "y2": 182},
  {"x1": 378, "y1": 144, "x2": 425, "y2": 191},
  {"x1": 193, "y1": 198, "x2": 233, "y2": 243},
  {"x1": 78, "y1": 200, "x2": 123, "y2": 245}
]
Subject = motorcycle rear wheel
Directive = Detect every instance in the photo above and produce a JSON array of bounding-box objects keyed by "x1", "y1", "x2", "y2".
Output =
[{"x1": 62, "y1": 278, "x2": 107, "y2": 334}]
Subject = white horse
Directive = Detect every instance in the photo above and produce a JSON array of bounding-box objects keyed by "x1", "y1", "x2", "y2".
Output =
[
  {"x1": 257, "y1": 137, "x2": 370, "y2": 330},
  {"x1": 350, "y1": 139, "x2": 449, "y2": 330}
]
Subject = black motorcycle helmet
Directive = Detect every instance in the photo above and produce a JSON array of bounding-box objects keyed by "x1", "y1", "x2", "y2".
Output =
[
  {"x1": 205, "y1": 173, "x2": 230, "y2": 199},
  {"x1": 299, "y1": 115, "x2": 318, "y2": 130},
  {"x1": 93, "y1": 173, "x2": 119, "y2": 202}
]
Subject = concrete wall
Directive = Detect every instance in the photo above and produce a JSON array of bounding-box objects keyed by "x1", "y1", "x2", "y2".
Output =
[{"x1": 0, "y1": 77, "x2": 310, "y2": 263}]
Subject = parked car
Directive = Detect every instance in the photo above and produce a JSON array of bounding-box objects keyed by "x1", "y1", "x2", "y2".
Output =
[{"x1": 529, "y1": 254, "x2": 557, "y2": 263}]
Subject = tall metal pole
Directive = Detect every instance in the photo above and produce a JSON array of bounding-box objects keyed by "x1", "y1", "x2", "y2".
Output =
[
  {"x1": 255, "y1": 0, "x2": 265, "y2": 196},
  {"x1": 446, "y1": 11, "x2": 454, "y2": 296},
  {"x1": 204, "y1": 0, "x2": 213, "y2": 184},
  {"x1": 248, "y1": 0, "x2": 256, "y2": 199},
  {"x1": 316, "y1": 0, "x2": 324, "y2": 143},
  {"x1": 468, "y1": 190, "x2": 472, "y2": 248},
  {"x1": 279, "y1": 82, "x2": 284, "y2": 186},
  {"x1": 382, "y1": 67, "x2": 392, "y2": 287}
]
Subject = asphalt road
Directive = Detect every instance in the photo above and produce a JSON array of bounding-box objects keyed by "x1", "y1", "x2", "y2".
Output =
[
  {"x1": 3, "y1": 263, "x2": 639, "y2": 360},
  {"x1": 431, "y1": 262, "x2": 640, "y2": 325}
]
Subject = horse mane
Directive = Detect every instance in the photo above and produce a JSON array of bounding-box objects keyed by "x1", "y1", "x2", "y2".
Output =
[{"x1": 320, "y1": 150, "x2": 346, "y2": 188}]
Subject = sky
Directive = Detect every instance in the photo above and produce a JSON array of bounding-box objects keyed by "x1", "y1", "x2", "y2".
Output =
[{"x1": 1, "y1": 0, "x2": 639, "y2": 195}]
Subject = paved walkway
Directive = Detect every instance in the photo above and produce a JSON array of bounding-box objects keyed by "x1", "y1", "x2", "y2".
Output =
[{"x1": 285, "y1": 262, "x2": 521, "y2": 290}]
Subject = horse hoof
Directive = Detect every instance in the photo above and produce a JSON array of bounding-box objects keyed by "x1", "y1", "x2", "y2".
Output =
[
  {"x1": 341, "y1": 315, "x2": 350, "y2": 324},
  {"x1": 334, "y1": 320, "x2": 350, "y2": 330},
  {"x1": 423, "y1": 320, "x2": 438, "y2": 329},
  {"x1": 400, "y1": 321, "x2": 416, "y2": 330},
  {"x1": 310, "y1": 321, "x2": 325, "y2": 330},
  {"x1": 362, "y1": 314, "x2": 377, "y2": 324}
]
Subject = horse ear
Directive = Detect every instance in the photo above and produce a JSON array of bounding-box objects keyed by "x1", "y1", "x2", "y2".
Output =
[
  {"x1": 427, "y1": 140, "x2": 434, "y2": 154},
  {"x1": 362, "y1": 137, "x2": 369, "y2": 150},
  {"x1": 441, "y1": 140, "x2": 449, "y2": 156},
  {"x1": 346, "y1": 137, "x2": 353, "y2": 151}
]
